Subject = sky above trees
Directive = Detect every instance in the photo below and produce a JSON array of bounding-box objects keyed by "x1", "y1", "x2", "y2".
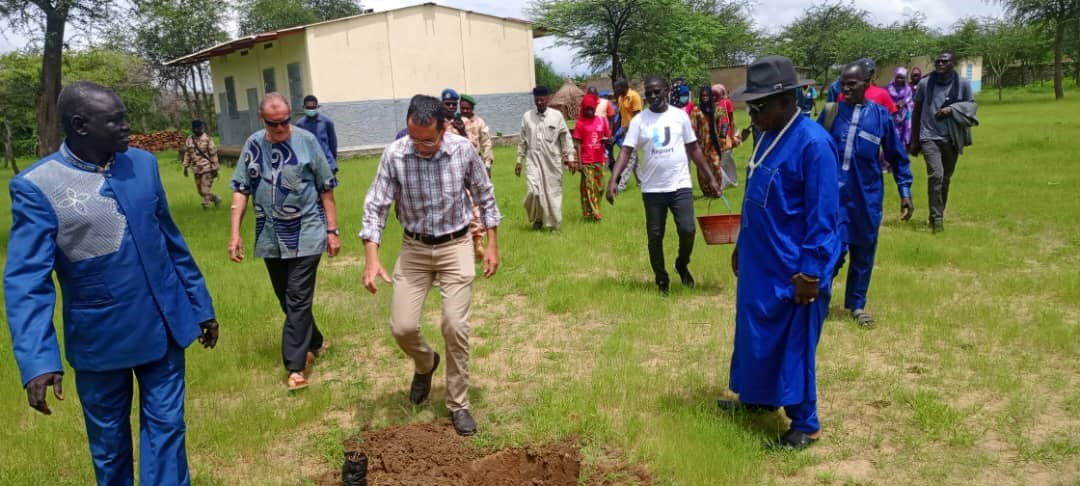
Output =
[{"x1": 0, "y1": 0, "x2": 1006, "y2": 75}]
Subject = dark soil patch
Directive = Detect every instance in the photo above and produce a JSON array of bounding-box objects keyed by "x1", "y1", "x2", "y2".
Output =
[{"x1": 310, "y1": 420, "x2": 650, "y2": 485}]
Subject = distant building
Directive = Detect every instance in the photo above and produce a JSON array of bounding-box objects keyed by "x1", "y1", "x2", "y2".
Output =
[{"x1": 168, "y1": 2, "x2": 540, "y2": 151}]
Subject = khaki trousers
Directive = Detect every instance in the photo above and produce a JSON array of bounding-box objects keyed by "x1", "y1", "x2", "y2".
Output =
[{"x1": 390, "y1": 234, "x2": 474, "y2": 411}]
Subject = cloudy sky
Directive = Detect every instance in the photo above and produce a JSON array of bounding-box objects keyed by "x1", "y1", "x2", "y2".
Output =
[{"x1": 1, "y1": 0, "x2": 1005, "y2": 74}]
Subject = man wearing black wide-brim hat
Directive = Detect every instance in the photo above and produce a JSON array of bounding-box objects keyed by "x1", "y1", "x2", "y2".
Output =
[{"x1": 719, "y1": 56, "x2": 841, "y2": 451}]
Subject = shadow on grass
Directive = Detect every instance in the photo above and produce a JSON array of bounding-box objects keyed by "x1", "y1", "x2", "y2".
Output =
[
  {"x1": 348, "y1": 383, "x2": 491, "y2": 434},
  {"x1": 655, "y1": 387, "x2": 790, "y2": 441}
]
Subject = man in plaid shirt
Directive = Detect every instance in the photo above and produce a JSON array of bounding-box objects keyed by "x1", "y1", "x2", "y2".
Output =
[{"x1": 360, "y1": 94, "x2": 502, "y2": 436}]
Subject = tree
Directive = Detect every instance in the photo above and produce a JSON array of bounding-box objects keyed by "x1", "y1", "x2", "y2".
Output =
[
  {"x1": 128, "y1": 0, "x2": 228, "y2": 133},
  {"x1": 529, "y1": 0, "x2": 758, "y2": 83},
  {"x1": 236, "y1": 0, "x2": 363, "y2": 36},
  {"x1": 975, "y1": 18, "x2": 1032, "y2": 100},
  {"x1": 622, "y1": 0, "x2": 758, "y2": 82},
  {"x1": 0, "y1": 48, "x2": 166, "y2": 163},
  {"x1": 534, "y1": 58, "x2": 564, "y2": 92},
  {"x1": 528, "y1": 0, "x2": 645, "y2": 83},
  {"x1": 768, "y1": 2, "x2": 873, "y2": 83},
  {"x1": 998, "y1": 0, "x2": 1080, "y2": 99},
  {"x1": 0, "y1": 0, "x2": 114, "y2": 156}
]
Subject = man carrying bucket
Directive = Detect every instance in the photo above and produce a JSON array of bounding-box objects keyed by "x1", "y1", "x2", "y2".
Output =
[
  {"x1": 605, "y1": 74, "x2": 721, "y2": 295},
  {"x1": 821, "y1": 62, "x2": 914, "y2": 327},
  {"x1": 721, "y1": 56, "x2": 840, "y2": 451}
]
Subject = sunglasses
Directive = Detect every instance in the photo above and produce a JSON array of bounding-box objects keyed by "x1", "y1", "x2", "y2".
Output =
[
  {"x1": 934, "y1": 59, "x2": 951, "y2": 65},
  {"x1": 263, "y1": 116, "x2": 291, "y2": 127},
  {"x1": 746, "y1": 99, "x2": 768, "y2": 113}
]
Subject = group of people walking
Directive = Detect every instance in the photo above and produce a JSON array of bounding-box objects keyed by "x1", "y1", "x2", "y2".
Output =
[{"x1": 3, "y1": 48, "x2": 977, "y2": 484}]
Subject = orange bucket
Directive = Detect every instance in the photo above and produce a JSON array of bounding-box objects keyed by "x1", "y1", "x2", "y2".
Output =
[{"x1": 697, "y1": 213, "x2": 741, "y2": 245}]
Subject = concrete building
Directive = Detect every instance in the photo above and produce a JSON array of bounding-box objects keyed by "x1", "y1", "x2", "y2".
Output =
[{"x1": 168, "y1": 2, "x2": 538, "y2": 152}]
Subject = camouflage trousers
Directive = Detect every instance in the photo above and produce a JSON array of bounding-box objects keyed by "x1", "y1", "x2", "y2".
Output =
[{"x1": 194, "y1": 172, "x2": 221, "y2": 208}]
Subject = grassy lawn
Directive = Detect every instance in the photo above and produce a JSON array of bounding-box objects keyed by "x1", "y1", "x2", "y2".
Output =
[{"x1": 1, "y1": 85, "x2": 1079, "y2": 485}]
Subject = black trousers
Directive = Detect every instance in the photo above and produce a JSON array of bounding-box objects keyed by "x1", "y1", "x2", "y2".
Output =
[
  {"x1": 264, "y1": 254, "x2": 324, "y2": 372},
  {"x1": 642, "y1": 188, "x2": 696, "y2": 285}
]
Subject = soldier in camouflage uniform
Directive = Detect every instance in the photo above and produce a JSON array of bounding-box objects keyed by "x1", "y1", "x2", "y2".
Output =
[{"x1": 182, "y1": 119, "x2": 221, "y2": 209}]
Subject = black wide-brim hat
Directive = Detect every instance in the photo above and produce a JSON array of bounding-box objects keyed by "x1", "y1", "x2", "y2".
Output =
[{"x1": 731, "y1": 55, "x2": 815, "y2": 102}]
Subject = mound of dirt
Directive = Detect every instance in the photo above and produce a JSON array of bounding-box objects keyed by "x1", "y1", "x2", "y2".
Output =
[{"x1": 313, "y1": 420, "x2": 650, "y2": 485}]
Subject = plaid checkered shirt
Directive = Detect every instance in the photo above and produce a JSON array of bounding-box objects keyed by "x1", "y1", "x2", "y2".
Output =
[{"x1": 359, "y1": 132, "x2": 502, "y2": 244}]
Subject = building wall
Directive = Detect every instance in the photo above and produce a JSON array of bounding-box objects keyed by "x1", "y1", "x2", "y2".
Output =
[
  {"x1": 879, "y1": 56, "x2": 983, "y2": 93},
  {"x1": 211, "y1": 4, "x2": 536, "y2": 149},
  {"x1": 304, "y1": 4, "x2": 535, "y2": 101},
  {"x1": 318, "y1": 92, "x2": 533, "y2": 149},
  {"x1": 210, "y1": 34, "x2": 311, "y2": 146}
]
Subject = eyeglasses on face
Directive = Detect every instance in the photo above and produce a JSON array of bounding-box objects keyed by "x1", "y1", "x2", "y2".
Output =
[
  {"x1": 263, "y1": 117, "x2": 291, "y2": 127},
  {"x1": 934, "y1": 59, "x2": 951, "y2": 65},
  {"x1": 410, "y1": 137, "x2": 440, "y2": 148}
]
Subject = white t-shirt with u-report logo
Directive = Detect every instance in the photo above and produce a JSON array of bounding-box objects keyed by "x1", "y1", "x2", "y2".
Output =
[{"x1": 622, "y1": 107, "x2": 697, "y2": 193}]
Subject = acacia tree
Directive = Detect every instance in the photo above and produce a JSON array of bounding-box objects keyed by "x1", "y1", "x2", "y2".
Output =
[
  {"x1": 130, "y1": 0, "x2": 227, "y2": 132},
  {"x1": 975, "y1": 18, "x2": 1033, "y2": 100},
  {"x1": 0, "y1": 0, "x2": 114, "y2": 156},
  {"x1": 528, "y1": 0, "x2": 645, "y2": 83},
  {"x1": 236, "y1": 0, "x2": 364, "y2": 36},
  {"x1": 529, "y1": 0, "x2": 757, "y2": 83},
  {"x1": 769, "y1": 2, "x2": 873, "y2": 83},
  {"x1": 998, "y1": 0, "x2": 1080, "y2": 99}
]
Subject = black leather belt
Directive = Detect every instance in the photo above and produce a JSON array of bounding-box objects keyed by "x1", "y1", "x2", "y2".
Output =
[{"x1": 404, "y1": 226, "x2": 468, "y2": 245}]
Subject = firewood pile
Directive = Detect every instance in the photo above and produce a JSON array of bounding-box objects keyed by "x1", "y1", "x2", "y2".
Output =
[{"x1": 129, "y1": 131, "x2": 186, "y2": 152}]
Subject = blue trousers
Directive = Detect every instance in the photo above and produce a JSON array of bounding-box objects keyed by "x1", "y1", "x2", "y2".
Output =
[
  {"x1": 75, "y1": 341, "x2": 189, "y2": 486},
  {"x1": 785, "y1": 400, "x2": 820, "y2": 434},
  {"x1": 840, "y1": 241, "x2": 877, "y2": 311}
]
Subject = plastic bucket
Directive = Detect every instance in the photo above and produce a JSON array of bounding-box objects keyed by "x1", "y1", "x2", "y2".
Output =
[{"x1": 697, "y1": 213, "x2": 740, "y2": 245}]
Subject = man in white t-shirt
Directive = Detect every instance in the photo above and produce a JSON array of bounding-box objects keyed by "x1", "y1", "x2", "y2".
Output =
[{"x1": 606, "y1": 74, "x2": 722, "y2": 295}]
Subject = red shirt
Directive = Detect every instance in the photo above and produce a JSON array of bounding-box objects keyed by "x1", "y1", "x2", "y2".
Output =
[
  {"x1": 838, "y1": 84, "x2": 898, "y2": 114},
  {"x1": 572, "y1": 116, "x2": 611, "y2": 164}
]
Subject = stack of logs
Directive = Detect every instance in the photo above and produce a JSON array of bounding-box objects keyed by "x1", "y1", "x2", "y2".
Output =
[{"x1": 129, "y1": 131, "x2": 187, "y2": 152}]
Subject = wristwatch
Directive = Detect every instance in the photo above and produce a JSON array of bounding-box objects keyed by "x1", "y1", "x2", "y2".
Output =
[{"x1": 327, "y1": 228, "x2": 340, "y2": 236}]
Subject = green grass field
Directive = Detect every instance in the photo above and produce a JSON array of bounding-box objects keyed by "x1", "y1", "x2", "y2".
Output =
[{"x1": 1, "y1": 85, "x2": 1078, "y2": 485}]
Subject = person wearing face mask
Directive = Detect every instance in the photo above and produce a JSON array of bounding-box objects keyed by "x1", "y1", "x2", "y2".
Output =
[
  {"x1": 360, "y1": 94, "x2": 502, "y2": 437},
  {"x1": 606, "y1": 74, "x2": 721, "y2": 295},
  {"x1": 671, "y1": 84, "x2": 695, "y2": 117},
  {"x1": 230, "y1": 93, "x2": 341, "y2": 391},
  {"x1": 295, "y1": 95, "x2": 339, "y2": 174}
]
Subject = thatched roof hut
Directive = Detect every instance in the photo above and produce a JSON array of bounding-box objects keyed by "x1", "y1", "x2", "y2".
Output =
[{"x1": 548, "y1": 79, "x2": 585, "y2": 120}]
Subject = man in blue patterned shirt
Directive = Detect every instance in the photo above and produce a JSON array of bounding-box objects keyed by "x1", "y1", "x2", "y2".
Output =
[
  {"x1": 229, "y1": 92, "x2": 341, "y2": 391},
  {"x1": 360, "y1": 94, "x2": 502, "y2": 436}
]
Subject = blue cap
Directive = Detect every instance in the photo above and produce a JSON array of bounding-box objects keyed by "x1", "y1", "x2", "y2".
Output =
[
  {"x1": 441, "y1": 88, "x2": 460, "y2": 101},
  {"x1": 858, "y1": 58, "x2": 876, "y2": 72},
  {"x1": 599, "y1": 90, "x2": 612, "y2": 96}
]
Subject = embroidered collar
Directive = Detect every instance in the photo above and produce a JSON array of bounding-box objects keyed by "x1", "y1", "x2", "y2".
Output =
[{"x1": 60, "y1": 142, "x2": 114, "y2": 173}]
